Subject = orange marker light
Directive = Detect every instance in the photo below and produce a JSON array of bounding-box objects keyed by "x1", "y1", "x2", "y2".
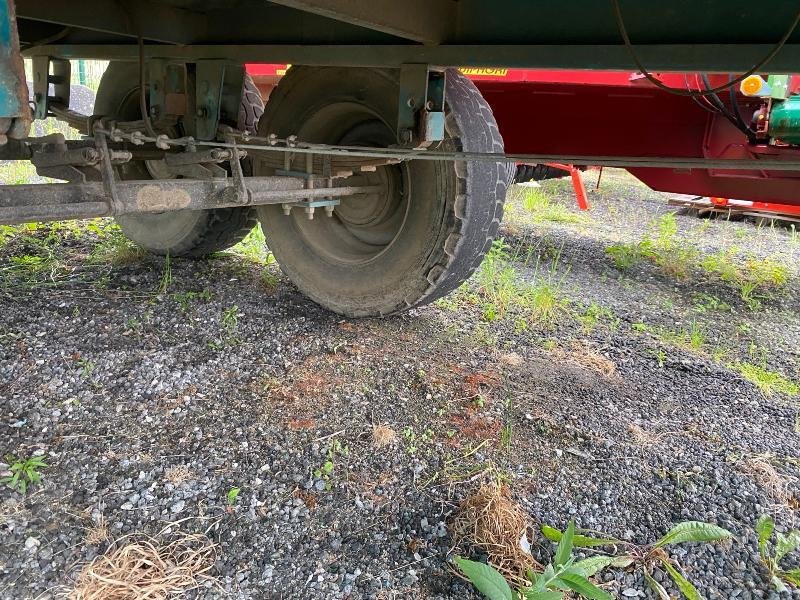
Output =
[{"x1": 740, "y1": 75, "x2": 770, "y2": 97}]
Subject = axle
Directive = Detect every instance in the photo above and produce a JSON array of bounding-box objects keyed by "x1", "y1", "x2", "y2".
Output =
[{"x1": 0, "y1": 176, "x2": 382, "y2": 225}]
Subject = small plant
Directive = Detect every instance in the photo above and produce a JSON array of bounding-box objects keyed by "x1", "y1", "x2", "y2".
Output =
[
  {"x1": 2, "y1": 454, "x2": 48, "y2": 494},
  {"x1": 522, "y1": 189, "x2": 584, "y2": 225},
  {"x1": 156, "y1": 253, "x2": 172, "y2": 296},
  {"x1": 226, "y1": 487, "x2": 241, "y2": 506},
  {"x1": 756, "y1": 514, "x2": 800, "y2": 591},
  {"x1": 457, "y1": 521, "x2": 614, "y2": 600},
  {"x1": 221, "y1": 305, "x2": 239, "y2": 330},
  {"x1": 172, "y1": 290, "x2": 212, "y2": 311},
  {"x1": 734, "y1": 362, "x2": 799, "y2": 396},
  {"x1": 577, "y1": 302, "x2": 617, "y2": 332},
  {"x1": 77, "y1": 357, "x2": 95, "y2": 379},
  {"x1": 606, "y1": 242, "x2": 640, "y2": 271},
  {"x1": 313, "y1": 438, "x2": 349, "y2": 488},
  {"x1": 457, "y1": 520, "x2": 732, "y2": 600}
]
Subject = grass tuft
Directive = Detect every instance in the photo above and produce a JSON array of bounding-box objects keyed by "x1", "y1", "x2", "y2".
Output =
[
  {"x1": 734, "y1": 362, "x2": 799, "y2": 396},
  {"x1": 522, "y1": 188, "x2": 585, "y2": 224}
]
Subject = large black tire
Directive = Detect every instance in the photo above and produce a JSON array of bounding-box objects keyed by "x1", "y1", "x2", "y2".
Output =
[
  {"x1": 513, "y1": 163, "x2": 570, "y2": 184},
  {"x1": 93, "y1": 62, "x2": 263, "y2": 257},
  {"x1": 254, "y1": 67, "x2": 512, "y2": 317}
]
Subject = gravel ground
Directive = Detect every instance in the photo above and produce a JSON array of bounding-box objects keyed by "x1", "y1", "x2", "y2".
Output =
[{"x1": 1, "y1": 170, "x2": 799, "y2": 599}]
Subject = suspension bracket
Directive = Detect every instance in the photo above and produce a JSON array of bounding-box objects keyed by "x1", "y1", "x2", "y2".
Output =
[{"x1": 397, "y1": 64, "x2": 446, "y2": 148}]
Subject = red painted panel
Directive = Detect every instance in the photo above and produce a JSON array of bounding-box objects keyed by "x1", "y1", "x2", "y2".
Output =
[{"x1": 245, "y1": 65, "x2": 800, "y2": 206}]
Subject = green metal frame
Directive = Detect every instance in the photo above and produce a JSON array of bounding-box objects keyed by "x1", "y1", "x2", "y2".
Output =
[{"x1": 13, "y1": 0, "x2": 800, "y2": 72}]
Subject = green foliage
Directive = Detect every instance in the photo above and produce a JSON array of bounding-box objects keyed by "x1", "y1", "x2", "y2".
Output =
[
  {"x1": 522, "y1": 189, "x2": 584, "y2": 225},
  {"x1": 226, "y1": 224, "x2": 275, "y2": 265},
  {"x1": 313, "y1": 438, "x2": 349, "y2": 489},
  {"x1": 734, "y1": 362, "x2": 799, "y2": 397},
  {"x1": 458, "y1": 521, "x2": 613, "y2": 600},
  {"x1": 540, "y1": 524, "x2": 619, "y2": 548},
  {"x1": 458, "y1": 519, "x2": 731, "y2": 600},
  {"x1": 606, "y1": 214, "x2": 696, "y2": 278},
  {"x1": 1, "y1": 455, "x2": 48, "y2": 494},
  {"x1": 172, "y1": 289, "x2": 212, "y2": 311},
  {"x1": 86, "y1": 224, "x2": 145, "y2": 266},
  {"x1": 756, "y1": 514, "x2": 800, "y2": 591},
  {"x1": 455, "y1": 557, "x2": 513, "y2": 600},
  {"x1": 156, "y1": 253, "x2": 172, "y2": 296},
  {"x1": 605, "y1": 242, "x2": 640, "y2": 271},
  {"x1": 221, "y1": 305, "x2": 239, "y2": 330},
  {"x1": 653, "y1": 521, "x2": 733, "y2": 548},
  {"x1": 577, "y1": 302, "x2": 618, "y2": 332},
  {"x1": 226, "y1": 487, "x2": 241, "y2": 505},
  {"x1": 475, "y1": 239, "x2": 567, "y2": 326},
  {"x1": 700, "y1": 249, "x2": 789, "y2": 309}
]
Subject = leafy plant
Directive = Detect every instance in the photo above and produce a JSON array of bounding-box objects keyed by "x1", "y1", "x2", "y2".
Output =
[
  {"x1": 1, "y1": 454, "x2": 48, "y2": 494},
  {"x1": 172, "y1": 289, "x2": 212, "y2": 311},
  {"x1": 226, "y1": 487, "x2": 241, "y2": 506},
  {"x1": 457, "y1": 521, "x2": 613, "y2": 600},
  {"x1": 605, "y1": 242, "x2": 640, "y2": 271},
  {"x1": 221, "y1": 305, "x2": 239, "y2": 330},
  {"x1": 457, "y1": 520, "x2": 732, "y2": 600},
  {"x1": 313, "y1": 438, "x2": 349, "y2": 488},
  {"x1": 756, "y1": 514, "x2": 800, "y2": 591},
  {"x1": 156, "y1": 253, "x2": 172, "y2": 295}
]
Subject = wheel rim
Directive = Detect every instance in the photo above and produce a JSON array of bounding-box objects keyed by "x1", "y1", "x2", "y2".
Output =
[{"x1": 282, "y1": 103, "x2": 411, "y2": 265}]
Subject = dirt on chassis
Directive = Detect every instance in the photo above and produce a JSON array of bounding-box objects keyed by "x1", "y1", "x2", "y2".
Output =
[{"x1": 1, "y1": 171, "x2": 798, "y2": 598}]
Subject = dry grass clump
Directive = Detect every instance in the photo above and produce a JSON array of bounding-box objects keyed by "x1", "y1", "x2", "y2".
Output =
[
  {"x1": 548, "y1": 341, "x2": 616, "y2": 377},
  {"x1": 164, "y1": 464, "x2": 193, "y2": 485},
  {"x1": 450, "y1": 482, "x2": 541, "y2": 586},
  {"x1": 372, "y1": 424, "x2": 398, "y2": 448},
  {"x1": 69, "y1": 533, "x2": 217, "y2": 600},
  {"x1": 83, "y1": 515, "x2": 110, "y2": 546},
  {"x1": 739, "y1": 457, "x2": 794, "y2": 507}
]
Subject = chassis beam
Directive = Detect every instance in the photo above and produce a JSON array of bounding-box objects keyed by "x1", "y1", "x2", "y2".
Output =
[
  {"x1": 0, "y1": 176, "x2": 382, "y2": 225},
  {"x1": 22, "y1": 43, "x2": 800, "y2": 73}
]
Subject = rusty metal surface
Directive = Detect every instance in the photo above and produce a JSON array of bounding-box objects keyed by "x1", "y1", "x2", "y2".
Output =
[
  {"x1": 0, "y1": 175, "x2": 382, "y2": 224},
  {"x1": 0, "y1": 0, "x2": 30, "y2": 142}
]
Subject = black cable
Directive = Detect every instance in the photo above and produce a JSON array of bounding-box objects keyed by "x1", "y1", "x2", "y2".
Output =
[
  {"x1": 21, "y1": 26, "x2": 72, "y2": 50},
  {"x1": 727, "y1": 76, "x2": 757, "y2": 142},
  {"x1": 685, "y1": 74, "x2": 718, "y2": 114},
  {"x1": 698, "y1": 74, "x2": 758, "y2": 141},
  {"x1": 612, "y1": 0, "x2": 800, "y2": 97}
]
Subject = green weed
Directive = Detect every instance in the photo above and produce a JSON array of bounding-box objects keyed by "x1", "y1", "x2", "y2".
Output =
[
  {"x1": 172, "y1": 289, "x2": 212, "y2": 311},
  {"x1": 156, "y1": 254, "x2": 172, "y2": 296},
  {"x1": 313, "y1": 438, "x2": 349, "y2": 489},
  {"x1": 457, "y1": 520, "x2": 732, "y2": 600},
  {"x1": 522, "y1": 188, "x2": 585, "y2": 225},
  {"x1": 2, "y1": 454, "x2": 48, "y2": 494},
  {"x1": 734, "y1": 362, "x2": 799, "y2": 396},
  {"x1": 577, "y1": 302, "x2": 617, "y2": 332},
  {"x1": 226, "y1": 486, "x2": 241, "y2": 506},
  {"x1": 700, "y1": 249, "x2": 789, "y2": 309},
  {"x1": 756, "y1": 514, "x2": 800, "y2": 591}
]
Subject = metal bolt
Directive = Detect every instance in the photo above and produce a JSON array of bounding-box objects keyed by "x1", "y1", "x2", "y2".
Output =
[
  {"x1": 407, "y1": 97, "x2": 416, "y2": 108},
  {"x1": 196, "y1": 107, "x2": 206, "y2": 118},
  {"x1": 325, "y1": 205, "x2": 335, "y2": 217},
  {"x1": 304, "y1": 206, "x2": 315, "y2": 220},
  {"x1": 400, "y1": 129, "x2": 413, "y2": 144},
  {"x1": 282, "y1": 204, "x2": 292, "y2": 216},
  {"x1": 425, "y1": 100, "x2": 434, "y2": 110}
]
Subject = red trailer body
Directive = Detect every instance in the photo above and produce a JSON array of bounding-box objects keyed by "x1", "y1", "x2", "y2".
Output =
[{"x1": 247, "y1": 64, "x2": 800, "y2": 207}]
